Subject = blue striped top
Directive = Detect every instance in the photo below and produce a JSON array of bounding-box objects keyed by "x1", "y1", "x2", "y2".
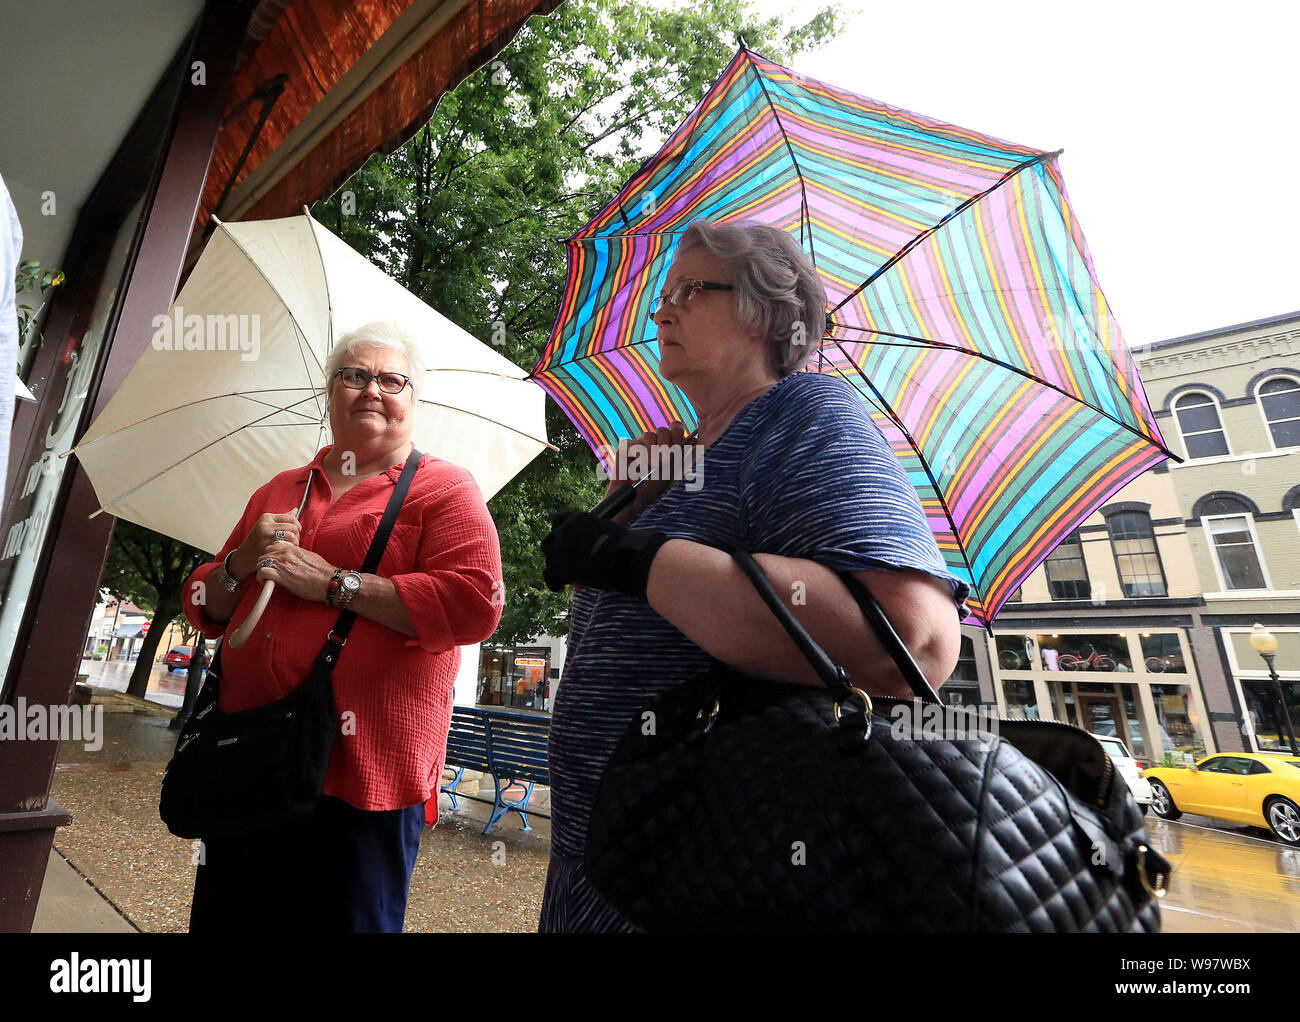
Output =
[{"x1": 538, "y1": 371, "x2": 971, "y2": 932}]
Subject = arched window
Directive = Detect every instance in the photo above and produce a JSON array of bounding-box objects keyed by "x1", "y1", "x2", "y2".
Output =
[
  {"x1": 1044, "y1": 530, "x2": 1089, "y2": 600},
  {"x1": 1199, "y1": 495, "x2": 1270, "y2": 591},
  {"x1": 1259, "y1": 376, "x2": 1300, "y2": 449},
  {"x1": 1174, "y1": 392, "x2": 1229, "y2": 458},
  {"x1": 1105, "y1": 511, "x2": 1168, "y2": 597}
]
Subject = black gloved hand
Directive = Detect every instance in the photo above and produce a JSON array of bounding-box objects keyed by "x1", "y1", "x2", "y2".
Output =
[{"x1": 541, "y1": 510, "x2": 670, "y2": 599}]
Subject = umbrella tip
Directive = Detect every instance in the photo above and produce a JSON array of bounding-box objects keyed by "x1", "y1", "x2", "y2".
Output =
[
  {"x1": 302, "y1": 204, "x2": 313, "y2": 218},
  {"x1": 210, "y1": 214, "x2": 224, "y2": 227}
]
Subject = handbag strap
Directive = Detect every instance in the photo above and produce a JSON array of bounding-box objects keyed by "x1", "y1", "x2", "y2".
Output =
[
  {"x1": 726, "y1": 545, "x2": 943, "y2": 706},
  {"x1": 199, "y1": 447, "x2": 424, "y2": 699},
  {"x1": 324, "y1": 445, "x2": 424, "y2": 647}
]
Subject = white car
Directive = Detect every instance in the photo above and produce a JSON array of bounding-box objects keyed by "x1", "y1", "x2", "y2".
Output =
[{"x1": 1091, "y1": 733, "x2": 1154, "y2": 814}]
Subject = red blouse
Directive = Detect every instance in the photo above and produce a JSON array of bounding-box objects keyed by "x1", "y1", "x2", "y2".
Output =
[{"x1": 183, "y1": 444, "x2": 503, "y2": 815}]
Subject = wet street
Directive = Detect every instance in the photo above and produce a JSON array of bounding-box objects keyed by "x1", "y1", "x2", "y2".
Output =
[
  {"x1": 1147, "y1": 814, "x2": 1300, "y2": 931},
  {"x1": 78, "y1": 658, "x2": 192, "y2": 709}
]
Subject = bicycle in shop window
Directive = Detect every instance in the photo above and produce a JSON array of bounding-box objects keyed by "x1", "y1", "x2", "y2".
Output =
[{"x1": 1058, "y1": 643, "x2": 1116, "y2": 672}]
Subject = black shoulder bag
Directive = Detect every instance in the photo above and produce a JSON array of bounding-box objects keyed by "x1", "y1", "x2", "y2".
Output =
[
  {"x1": 160, "y1": 448, "x2": 423, "y2": 840},
  {"x1": 583, "y1": 545, "x2": 1171, "y2": 932}
]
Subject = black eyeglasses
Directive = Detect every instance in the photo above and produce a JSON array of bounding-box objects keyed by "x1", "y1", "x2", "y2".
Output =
[
  {"x1": 334, "y1": 367, "x2": 412, "y2": 395},
  {"x1": 648, "y1": 279, "x2": 735, "y2": 319}
]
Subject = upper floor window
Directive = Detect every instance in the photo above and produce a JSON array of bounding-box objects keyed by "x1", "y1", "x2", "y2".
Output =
[
  {"x1": 1173, "y1": 392, "x2": 1229, "y2": 459},
  {"x1": 1045, "y1": 530, "x2": 1090, "y2": 600},
  {"x1": 1259, "y1": 377, "x2": 1300, "y2": 449},
  {"x1": 1204, "y1": 512, "x2": 1269, "y2": 591},
  {"x1": 1106, "y1": 511, "x2": 1168, "y2": 597}
]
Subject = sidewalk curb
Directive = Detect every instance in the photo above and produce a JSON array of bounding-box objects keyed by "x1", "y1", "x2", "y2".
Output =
[{"x1": 77, "y1": 683, "x2": 179, "y2": 720}]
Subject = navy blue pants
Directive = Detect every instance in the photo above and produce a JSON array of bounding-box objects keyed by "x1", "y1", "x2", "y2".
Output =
[{"x1": 189, "y1": 796, "x2": 426, "y2": 933}]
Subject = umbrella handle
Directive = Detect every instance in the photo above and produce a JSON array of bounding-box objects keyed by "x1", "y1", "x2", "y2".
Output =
[
  {"x1": 226, "y1": 580, "x2": 275, "y2": 649},
  {"x1": 225, "y1": 506, "x2": 302, "y2": 650}
]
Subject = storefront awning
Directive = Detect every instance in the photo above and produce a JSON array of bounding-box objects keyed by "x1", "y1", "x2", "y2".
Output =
[{"x1": 187, "y1": 0, "x2": 562, "y2": 268}]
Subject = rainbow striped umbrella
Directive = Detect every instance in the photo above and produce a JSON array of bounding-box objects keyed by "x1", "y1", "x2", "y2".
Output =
[{"x1": 533, "y1": 47, "x2": 1176, "y2": 626}]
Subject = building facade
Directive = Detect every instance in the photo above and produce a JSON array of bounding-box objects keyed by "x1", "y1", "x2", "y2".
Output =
[
  {"x1": 1135, "y1": 311, "x2": 1300, "y2": 757},
  {"x1": 973, "y1": 310, "x2": 1300, "y2": 765},
  {"x1": 983, "y1": 465, "x2": 1214, "y2": 765}
]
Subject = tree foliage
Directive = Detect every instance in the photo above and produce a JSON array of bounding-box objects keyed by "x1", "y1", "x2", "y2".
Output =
[
  {"x1": 315, "y1": 0, "x2": 844, "y2": 645},
  {"x1": 100, "y1": 521, "x2": 209, "y2": 698}
]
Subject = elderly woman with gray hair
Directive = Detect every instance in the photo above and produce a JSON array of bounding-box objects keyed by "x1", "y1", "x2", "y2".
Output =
[
  {"x1": 181, "y1": 321, "x2": 503, "y2": 933},
  {"x1": 538, "y1": 219, "x2": 971, "y2": 932}
]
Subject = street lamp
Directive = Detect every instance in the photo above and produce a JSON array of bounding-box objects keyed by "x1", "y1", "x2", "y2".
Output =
[{"x1": 1250, "y1": 623, "x2": 1298, "y2": 756}]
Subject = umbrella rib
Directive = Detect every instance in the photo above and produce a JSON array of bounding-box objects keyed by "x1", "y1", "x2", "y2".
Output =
[
  {"x1": 64, "y1": 389, "x2": 327, "y2": 457},
  {"x1": 415, "y1": 401, "x2": 557, "y2": 452},
  {"x1": 212, "y1": 224, "x2": 326, "y2": 388},
  {"x1": 528, "y1": 337, "x2": 661, "y2": 377},
  {"x1": 828, "y1": 324, "x2": 1182, "y2": 462},
  {"x1": 291, "y1": 316, "x2": 326, "y2": 420},
  {"x1": 827, "y1": 339, "x2": 991, "y2": 633},
  {"x1": 743, "y1": 49, "x2": 817, "y2": 267},
  {"x1": 831, "y1": 149, "x2": 1062, "y2": 317},
  {"x1": 305, "y1": 213, "x2": 335, "y2": 387},
  {"x1": 85, "y1": 395, "x2": 328, "y2": 517}
]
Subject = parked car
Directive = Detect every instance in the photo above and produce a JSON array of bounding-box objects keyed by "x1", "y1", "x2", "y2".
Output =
[
  {"x1": 1091, "y1": 733, "x2": 1153, "y2": 814},
  {"x1": 163, "y1": 645, "x2": 207, "y2": 673},
  {"x1": 1145, "y1": 753, "x2": 1300, "y2": 845}
]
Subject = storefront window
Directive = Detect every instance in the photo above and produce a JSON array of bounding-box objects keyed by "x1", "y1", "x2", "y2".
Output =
[
  {"x1": 1001, "y1": 678, "x2": 1039, "y2": 719},
  {"x1": 476, "y1": 645, "x2": 550, "y2": 711},
  {"x1": 941, "y1": 636, "x2": 979, "y2": 706},
  {"x1": 0, "y1": 197, "x2": 145, "y2": 694},
  {"x1": 1035, "y1": 633, "x2": 1131, "y2": 672},
  {"x1": 994, "y1": 634, "x2": 1036, "y2": 671},
  {"x1": 1241, "y1": 679, "x2": 1300, "y2": 753},
  {"x1": 1139, "y1": 633, "x2": 1186, "y2": 673},
  {"x1": 1150, "y1": 684, "x2": 1207, "y2": 764}
]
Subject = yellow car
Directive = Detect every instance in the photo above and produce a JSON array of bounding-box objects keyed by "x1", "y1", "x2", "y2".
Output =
[{"x1": 1146, "y1": 753, "x2": 1300, "y2": 845}]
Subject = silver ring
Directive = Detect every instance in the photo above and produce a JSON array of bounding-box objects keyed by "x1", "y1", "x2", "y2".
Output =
[
  {"x1": 274, "y1": 529, "x2": 285, "y2": 541},
  {"x1": 262, "y1": 558, "x2": 274, "y2": 569}
]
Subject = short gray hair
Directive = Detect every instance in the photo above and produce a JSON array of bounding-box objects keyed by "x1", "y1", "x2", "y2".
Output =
[
  {"x1": 675, "y1": 220, "x2": 826, "y2": 376},
  {"x1": 324, "y1": 321, "x2": 426, "y2": 401}
]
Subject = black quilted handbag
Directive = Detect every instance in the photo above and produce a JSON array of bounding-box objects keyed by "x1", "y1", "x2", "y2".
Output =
[{"x1": 584, "y1": 546, "x2": 1171, "y2": 932}]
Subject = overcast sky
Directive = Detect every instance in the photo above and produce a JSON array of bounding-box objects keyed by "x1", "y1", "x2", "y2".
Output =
[{"x1": 715, "y1": 0, "x2": 1300, "y2": 347}]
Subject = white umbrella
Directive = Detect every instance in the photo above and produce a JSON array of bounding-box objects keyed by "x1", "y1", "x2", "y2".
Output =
[{"x1": 69, "y1": 210, "x2": 549, "y2": 642}]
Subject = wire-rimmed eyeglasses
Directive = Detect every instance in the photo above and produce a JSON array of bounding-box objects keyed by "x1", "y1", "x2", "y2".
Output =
[
  {"x1": 647, "y1": 279, "x2": 735, "y2": 319},
  {"x1": 333, "y1": 366, "x2": 412, "y2": 395}
]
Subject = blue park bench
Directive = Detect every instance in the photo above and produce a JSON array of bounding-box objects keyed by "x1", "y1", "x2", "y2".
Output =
[{"x1": 441, "y1": 707, "x2": 551, "y2": 834}]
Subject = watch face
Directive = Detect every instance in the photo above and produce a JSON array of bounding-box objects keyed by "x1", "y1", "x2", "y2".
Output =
[{"x1": 343, "y1": 573, "x2": 361, "y2": 592}]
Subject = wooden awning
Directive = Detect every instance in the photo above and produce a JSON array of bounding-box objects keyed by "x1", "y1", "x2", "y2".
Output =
[{"x1": 189, "y1": 0, "x2": 562, "y2": 258}]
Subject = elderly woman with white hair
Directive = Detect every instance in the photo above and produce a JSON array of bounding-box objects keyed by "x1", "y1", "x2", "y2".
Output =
[
  {"x1": 181, "y1": 321, "x2": 503, "y2": 933},
  {"x1": 539, "y1": 219, "x2": 972, "y2": 932}
]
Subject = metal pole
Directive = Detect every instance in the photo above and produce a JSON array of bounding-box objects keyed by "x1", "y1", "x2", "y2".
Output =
[{"x1": 1263, "y1": 652, "x2": 1299, "y2": 757}]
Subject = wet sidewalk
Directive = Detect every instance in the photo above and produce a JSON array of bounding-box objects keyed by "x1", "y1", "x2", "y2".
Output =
[{"x1": 34, "y1": 684, "x2": 550, "y2": 932}]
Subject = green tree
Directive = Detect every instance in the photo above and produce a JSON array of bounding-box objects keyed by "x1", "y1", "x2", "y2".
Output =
[
  {"x1": 314, "y1": 0, "x2": 844, "y2": 644},
  {"x1": 99, "y1": 521, "x2": 209, "y2": 699}
]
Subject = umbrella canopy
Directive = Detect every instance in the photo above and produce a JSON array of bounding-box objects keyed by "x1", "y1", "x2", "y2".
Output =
[
  {"x1": 74, "y1": 212, "x2": 549, "y2": 555},
  {"x1": 532, "y1": 47, "x2": 1174, "y2": 626}
]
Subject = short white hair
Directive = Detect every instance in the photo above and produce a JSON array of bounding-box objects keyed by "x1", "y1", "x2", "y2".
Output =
[
  {"x1": 324, "y1": 321, "x2": 426, "y2": 401},
  {"x1": 676, "y1": 220, "x2": 827, "y2": 377}
]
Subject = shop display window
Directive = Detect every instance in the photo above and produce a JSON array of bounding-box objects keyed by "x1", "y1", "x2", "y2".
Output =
[
  {"x1": 1241, "y1": 679, "x2": 1300, "y2": 753},
  {"x1": 1138, "y1": 633, "x2": 1186, "y2": 673},
  {"x1": 1034, "y1": 633, "x2": 1131, "y2": 672},
  {"x1": 1001, "y1": 678, "x2": 1039, "y2": 719},
  {"x1": 1149, "y1": 684, "x2": 1208, "y2": 763},
  {"x1": 994, "y1": 634, "x2": 1036, "y2": 671}
]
